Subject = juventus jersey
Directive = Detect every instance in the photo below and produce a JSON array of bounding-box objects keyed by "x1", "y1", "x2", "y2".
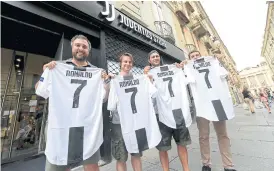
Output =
[
  {"x1": 184, "y1": 56, "x2": 235, "y2": 121},
  {"x1": 149, "y1": 65, "x2": 192, "y2": 129},
  {"x1": 107, "y1": 75, "x2": 161, "y2": 153},
  {"x1": 36, "y1": 62, "x2": 104, "y2": 165}
]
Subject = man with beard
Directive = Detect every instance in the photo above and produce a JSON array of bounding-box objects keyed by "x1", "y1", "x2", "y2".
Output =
[{"x1": 36, "y1": 35, "x2": 110, "y2": 171}]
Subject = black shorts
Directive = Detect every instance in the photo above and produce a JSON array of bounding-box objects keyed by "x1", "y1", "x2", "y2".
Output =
[{"x1": 156, "y1": 121, "x2": 191, "y2": 151}]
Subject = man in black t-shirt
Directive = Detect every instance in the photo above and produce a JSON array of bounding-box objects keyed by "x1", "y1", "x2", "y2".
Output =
[{"x1": 242, "y1": 87, "x2": 255, "y2": 114}]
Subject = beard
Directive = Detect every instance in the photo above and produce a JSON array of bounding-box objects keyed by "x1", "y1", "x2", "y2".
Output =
[{"x1": 73, "y1": 52, "x2": 88, "y2": 62}]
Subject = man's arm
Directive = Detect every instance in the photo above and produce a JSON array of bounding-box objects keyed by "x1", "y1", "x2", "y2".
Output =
[
  {"x1": 35, "y1": 61, "x2": 57, "y2": 90},
  {"x1": 103, "y1": 80, "x2": 110, "y2": 103},
  {"x1": 35, "y1": 81, "x2": 39, "y2": 90},
  {"x1": 101, "y1": 70, "x2": 112, "y2": 103}
]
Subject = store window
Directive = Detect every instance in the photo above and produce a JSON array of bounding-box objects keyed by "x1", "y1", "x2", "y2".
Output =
[{"x1": 1, "y1": 48, "x2": 51, "y2": 160}]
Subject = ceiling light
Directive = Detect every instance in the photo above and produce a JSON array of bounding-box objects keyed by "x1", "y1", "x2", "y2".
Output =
[
  {"x1": 18, "y1": 70, "x2": 21, "y2": 73},
  {"x1": 16, "y1": 58, "x2": 21, "y2": 62},
  {"x1": 18, "y1": 72, "x2": 21, "y2": 75},
  {"x1": 15, "y1": 64, "x2": 19, "y2": 67}
]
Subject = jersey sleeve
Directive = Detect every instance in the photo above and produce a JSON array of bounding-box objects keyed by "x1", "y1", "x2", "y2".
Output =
[
  {"x1": 107, "y1": 80, "x2": 118, "y2": 111},
  {"x1": 35, "y1": 68, "x2": 51, "y2": 99},
  {"x1": 216, "y1": 59, "x2": 228, "y2": 79},
  {"x1": 184, "y1": 63, "x2": 196, "y2": 84}
]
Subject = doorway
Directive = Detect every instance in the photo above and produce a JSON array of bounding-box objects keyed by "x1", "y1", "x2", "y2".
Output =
[{"x1": 1, "y1": 9, "x2": 62, "y2": 163}]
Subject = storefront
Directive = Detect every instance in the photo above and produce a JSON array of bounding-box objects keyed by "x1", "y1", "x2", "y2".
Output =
[{"x1": 1, "y1": 1, "x2": 186, "y2": 164}]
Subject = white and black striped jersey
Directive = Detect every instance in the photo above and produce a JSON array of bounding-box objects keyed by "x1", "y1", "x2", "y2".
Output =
[
  {"x1": 36, "y1": 62, "x2": 105, "y2": 165},
  {"x1": 184, "y1": 56, "x2": 235, "y2": 121},
  {"x1": 149, "y1": 64, "x2": 192, "y2": 129},
  {"x1": 107, "y1": 74, "x2": 161, "y2": 154}
]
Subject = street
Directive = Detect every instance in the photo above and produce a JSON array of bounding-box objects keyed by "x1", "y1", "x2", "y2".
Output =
[
  {"x1": 87, "y1": 106, "x2": 274, "y2": 171},
  {"x1": 2, "y1": 106, "x2": 274, "y2": 171}
]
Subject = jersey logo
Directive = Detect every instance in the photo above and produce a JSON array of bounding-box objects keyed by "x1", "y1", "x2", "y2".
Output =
[
  {"x1": 160, "y1": 66, "x2": 169, "y2": 72},
  {"x1": 40, "y1": 77, "x2": 44, "y2": 82},
  {"x1": 123, "y1": 75, "x2": 134, "y2": 80}
]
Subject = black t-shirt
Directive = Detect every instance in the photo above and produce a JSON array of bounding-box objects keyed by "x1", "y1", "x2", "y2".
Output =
[{"x1": 242, "y1": 90, "x2": 251, "y2": 99}]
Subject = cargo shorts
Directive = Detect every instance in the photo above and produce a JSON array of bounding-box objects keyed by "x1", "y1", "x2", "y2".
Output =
[
  {"x1": 156, "y1": 121, "x2": 191, "y2": 151},
  {"x1": 111, "y1": 124, "x2": 142, "y2": 162}
]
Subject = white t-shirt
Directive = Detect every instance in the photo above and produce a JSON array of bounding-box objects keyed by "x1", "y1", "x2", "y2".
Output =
[
  {"x1": 107, "y1": 74, "x2": 161, "y2": 153},
  {"x1": 149, "y1": 64, "x2": 192, "y2": 129},
  {"x1": 36, "y1": 62, "x2": 104, "y2": 165},
  {"x1": 184, "y1": 56, "x2": 235, "y2": 121}
]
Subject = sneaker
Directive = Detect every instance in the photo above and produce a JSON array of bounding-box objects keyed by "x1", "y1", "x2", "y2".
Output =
[
  {"x1": 224, "y1": 169, "x2": 237, "y2": 171},
  {"x1": 202, "y1": 166, "x2": 211, "y2": 171},
  {"x1": 98, "y1": 159, "x2": 110, "y2": 167}
]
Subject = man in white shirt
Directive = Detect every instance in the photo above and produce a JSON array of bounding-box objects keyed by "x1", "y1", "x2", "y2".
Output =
[
  {"x1": 36, "y1": 35, "x2": 110, "y2": 171},
  {"x1": 144, "y1": 50, "x2": 191, "y2": 171},
  {"x1": 183, "y1": 50, "x2": 236, "y2": 171}
]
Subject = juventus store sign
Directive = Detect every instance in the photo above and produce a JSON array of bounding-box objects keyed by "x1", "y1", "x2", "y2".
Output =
[
  {"x1": 60, "y1": 1, "x2": 186, "y2": 61},
  {"x1": 100, "y1": 2, "x2": 167, "y2": 49}
]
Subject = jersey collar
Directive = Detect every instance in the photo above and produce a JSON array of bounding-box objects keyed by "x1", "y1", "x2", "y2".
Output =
[{"x1": 64, "y1": 58, "x2": 94, "y2": 68}]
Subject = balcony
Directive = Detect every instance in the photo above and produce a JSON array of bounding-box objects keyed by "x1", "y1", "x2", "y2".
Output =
[
  {"x1": 187, "y1": 12, "x2": 208, "y2": 39},
  {"x1": 212, "y1": 48, "x2": 221, "y2": 54},
  {"x1": 200, "y1": 33, "x2": 213, "y2": 50},
  {"x1": 154, "y1": 21, "x2": 175, "y2": 44}
]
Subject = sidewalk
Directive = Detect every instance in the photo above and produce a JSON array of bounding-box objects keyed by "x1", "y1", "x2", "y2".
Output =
[
  {"x1": 97, "y1": 106, "x2": 274, "y2": 171},
  {"x1": 2, "y1": 106, "x2": 274, "y2": 171}
]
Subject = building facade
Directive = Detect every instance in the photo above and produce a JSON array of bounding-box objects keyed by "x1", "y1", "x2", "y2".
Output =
[
  {"x1": 261, "y1": 1, "x2": 274, "y2": 80},
  {"x1": 239, "y1": 57, "x2": 274, "y2": 96},
  {"x1": 112, "y1": 1, "x2": 242, "y2": 103}
]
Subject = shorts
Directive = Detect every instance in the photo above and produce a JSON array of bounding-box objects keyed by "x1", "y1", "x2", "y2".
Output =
[
  {"x1": 111, "y1": 124, "x2": 142, "y2": 162},
  {"x1": 156, "y1": 121, "x2": 191, "y2": 151},
  {"x1": 45, "y1": 149, "x2": 100, "y2": 171}
]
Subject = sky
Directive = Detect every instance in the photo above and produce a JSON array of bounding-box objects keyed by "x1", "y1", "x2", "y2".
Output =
[{"x1": 201, "y1": 0, "x2": 268, "y2": 71}]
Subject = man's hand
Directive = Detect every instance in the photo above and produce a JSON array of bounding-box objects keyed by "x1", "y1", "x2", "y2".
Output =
[
  {"x1": 108, "y1": 73, "x2": 116, "y2": 79},
  {"x1": 147, "y1": 74, "x2": 153, "y2": 83},
  {"x1": 147, "y1": 74, "x2": 153, "y2": 80},
  {"x1": 101, "y1": 70, "x2": 109, "y2": 80},
  {"x1": 43, "y1": 61, "x2": 57, "y2": 71},
  {"x1": 144, "y1": 66, "x2": 151, "y2": 74},
  {"x1": 175, "y1": 62, "x2": 185, "y2": 69},
  {"x1": 177, "y1": 60, "x2": 188, "y2": 68}
]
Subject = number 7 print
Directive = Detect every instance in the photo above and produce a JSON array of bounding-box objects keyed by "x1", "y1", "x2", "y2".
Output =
[
  {"x1": 71, "y1": 79, "x2": 87, "y2": 108},
  {"x1": 125, "y1": 87, "x2": 138, "y2": 114},
  {"x1": 198, "y1": 69, "x2": 212, "y2": 89}
]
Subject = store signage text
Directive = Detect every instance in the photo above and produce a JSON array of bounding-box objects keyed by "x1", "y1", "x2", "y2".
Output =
[
  {"x1": 119, "y1": 14, "x2": 167, "y2": 49},
  {"x1": 100, "y1": 1, "x2": 167, "y2": 49}
]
